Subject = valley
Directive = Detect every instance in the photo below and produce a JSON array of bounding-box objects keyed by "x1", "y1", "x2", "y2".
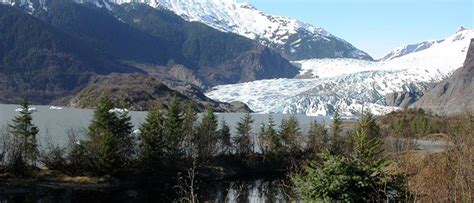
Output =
[
  {"x1": 0, "y1": 0, "x2": 472, "y2": 202},
  {"x1": 207, "y1": 28, "x2": 474, "y2": 116}
]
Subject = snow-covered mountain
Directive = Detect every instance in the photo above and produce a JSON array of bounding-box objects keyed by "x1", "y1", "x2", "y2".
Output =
[
  {"x1": 2, "y1": 0, "x2": 372, "y2": 61},
  {"x1": 379, "y1": 40, "x2": 443, "y2": 61},
  {"x1": 206, "y1": 28, "x2": 474, "y2": 117},
  {"x1": 380, "y1": 26, "x2": 469, "y2": 61}
]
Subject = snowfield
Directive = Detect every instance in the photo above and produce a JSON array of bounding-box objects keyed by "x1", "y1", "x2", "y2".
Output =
[{"x1": 206, "y1": 28, "x2": 474, "y2": 117}]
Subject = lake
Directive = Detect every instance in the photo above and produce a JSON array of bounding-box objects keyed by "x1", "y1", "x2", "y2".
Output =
[
  {"x1": 0, "y1": 104, "x2": 332, "y2": 148},
  {"x1": 0, "y1": 103, "x2": 326, "y2": 202}
]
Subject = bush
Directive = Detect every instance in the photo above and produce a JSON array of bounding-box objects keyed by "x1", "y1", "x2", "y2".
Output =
[{"x1": 292, "y1": 111, "x2": 411, "y2": 201}]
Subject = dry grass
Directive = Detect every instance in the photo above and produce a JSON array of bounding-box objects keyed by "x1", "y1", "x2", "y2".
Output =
[{"x1": 391, "y1": 115, "x2": 473, "y2": 202}]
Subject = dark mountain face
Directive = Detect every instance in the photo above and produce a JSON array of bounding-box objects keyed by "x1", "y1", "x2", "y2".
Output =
[
  {"x1": 0, "y1": 1, "x2": 298, "y2": 107},
  {"x1": 271, "y1": 30, "x2": 373, "y2": 61},
  {"x1": 33, "y1": 1, "x2": 297, "y2": 86},
  {"x1": 110, "y1": 3, "x2": 298, "y2": 85},
  {"x1": 0, "y1": 5, "x2": 141, "y2": 104},
  {"x1": 412, "y1": 39, "x2": 474, "y2": 115}
]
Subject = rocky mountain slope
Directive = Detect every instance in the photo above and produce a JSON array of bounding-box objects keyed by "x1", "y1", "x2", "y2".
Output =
[
  {"x1": 206, "y1": 28, "x2": 473, "y2": 116},
  {"x1": 0, "y1": 1, "x2": 297, "y2": 108},
  {"x1": 3, "y1": 0, "x2": 372, "y2": 61},
  {"x1": 70, "y1": 74, "x2": 252, "y2": 112},
  {"x1": 412, "y1": 39, "x2": 474, "y2": 115}
]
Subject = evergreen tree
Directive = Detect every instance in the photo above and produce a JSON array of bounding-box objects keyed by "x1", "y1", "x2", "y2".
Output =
[
  {"x1": 164, "y1": 97, "x2": 185, "y2": 158},
  {"x1": 114, "y1": 106, "x2": 135, "y2": 163},
  {"x1": 195, "y1": 106, "x2": 218, "y2": 160},
  {"x1": 352, "y1": 111, "x2": 386, "y2": 168},
  {"x1": 411, "y1": 114, "x2": 430, "y2": 137},
  {"x1": 258, "y1": 116, "x2": 280, "y2": 155},
  {"x1": 279, "y1": 116, "x2": 302, "y2": 154},
  {"x1": 86, "y1": 97, "x2": 134, "y2": 174},
  {"x1": 293, "y1": 111, "x2": 408, "y2": 201},
  {"x1": 219, "y1": 120, "x2": 232, "y2": 155},
  {"x1": 182, "y1": 102, "x2": 197, "y2": 157},
  {"x1": 307, "y1": 121, "x2": 329, "y2": 154},
  {"x1": 235, "y1": 113, "x2": 254, "y2": 156},
  {"x1": 330, "y1": 108, "x2": 344, "y2": 154},
  {"x1": 139, "y1": 103, "x2": 165, "y2": 170},
  {"x1": 7, "y1": 100, "x2": 39, "y2": 175}
]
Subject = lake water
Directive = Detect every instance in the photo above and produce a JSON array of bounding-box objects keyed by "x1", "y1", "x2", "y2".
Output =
[
  {"x1": 0, "y1": 103, "x2": 323, "y2": 202},
  {"x1": 0, "y1": 104, "x2": 331, "y2": 148},
  {"x1": 0, "y1": 178, "x2": 296, "y2": 202}
]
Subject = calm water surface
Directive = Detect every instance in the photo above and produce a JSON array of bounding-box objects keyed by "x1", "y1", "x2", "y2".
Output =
[
  {"x1": 0, "y1": 104, "x2": 331, "y2": 147},
  {"x1": 0, "y1": 104, "x2": 324, "y2": 202}
]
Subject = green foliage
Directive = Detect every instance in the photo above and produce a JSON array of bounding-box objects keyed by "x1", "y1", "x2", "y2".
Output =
[
  {"x1": 293, "y1": 111, "x2": 410, "y2": 201},
  {"x1": 259, "y1": 116, "x2": 282, "y2": 155},
  {"x1": 164, "y1": 97, "x2": 185, "y2": 158},
  {"x1": 307, "y1": 121, "x2": 329, "y2": 154},
  {"x1": 293, "y1": 152, "x2": 360, "y2": 201},
  {"x1": 182, "y1": 102, "x2": 197, "y2": 157},
  {"x1": 235, "y1": 113, "x2": 254, "y2": 156},
  {"x1": 330, "y1": 108, "x2": 344, "y2": 154},
  {"x1": 68, "y1": 139, "x2": 94, "y2": 175},
  {"x1": 219, "y1": 120, "x2": 232, "y2": 155},
  {"x1": 387, "y1": 109, "x2": 438, "y2": 138},
  {"x1": 353, "y1": 111, "x2": 384, "y2": 166},
  {"x1": 139, "y1": 103, "x2": 165, "y2": 170},
  {"x1": 279, "y1": 116, "x2": 302, "y2": 154},
  {"x1": 195, "y1": 106, "x2": 219, "y2": 160},
  {"x1": 85, "y1": 97, "x2": 134, "y2": 175},
  {"x1": 6, "y1": 100, "x2": 39, "y2": 176}
]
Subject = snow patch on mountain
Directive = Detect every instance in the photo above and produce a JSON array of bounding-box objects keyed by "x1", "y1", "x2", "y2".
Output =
[{"x1": 206, "y1": 28, "x2": 474, "y2": 116}]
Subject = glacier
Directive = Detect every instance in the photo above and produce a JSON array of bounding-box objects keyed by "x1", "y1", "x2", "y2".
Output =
[{"x1": 206, "y1": 28, "x2": 474, "y2": 117}]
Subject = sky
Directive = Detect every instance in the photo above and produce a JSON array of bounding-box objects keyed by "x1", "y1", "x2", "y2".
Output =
[{"x1": 245, "y1": 0, "x2": 473, "y2": 59}]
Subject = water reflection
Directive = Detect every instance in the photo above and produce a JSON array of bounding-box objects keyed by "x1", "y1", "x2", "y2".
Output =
[
  {"x1": 201, "y1": 179, "x2": 296, "y2": 203},
  {"x1": 0, "y1": 179, "x2": 296, "y2": 203}
]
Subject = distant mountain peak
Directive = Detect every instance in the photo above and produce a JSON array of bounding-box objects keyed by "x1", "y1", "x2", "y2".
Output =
[
  {"x1": 380, "y1": 28, "x2": 474, "y2": 61},
  {"x1": 412, "y1": 38, "x2": 474, "y2": 115},
  {"x1": 456, "y1": 26, "x2": 468, "y2": 33},
  {"x1": 3, "y1": 0, "x2": 373, "y2": 61}
]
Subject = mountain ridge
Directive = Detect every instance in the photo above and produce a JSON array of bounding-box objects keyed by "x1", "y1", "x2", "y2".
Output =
[
  {"x1": 411, "y1": 38, "x2": 474, "y2": 115},
  {"x1": 2, "y1": 0, "x2": 373, "y2": 61},
  {"x1": 0, "y1": 1, "x2": 296, "y2": 110}
]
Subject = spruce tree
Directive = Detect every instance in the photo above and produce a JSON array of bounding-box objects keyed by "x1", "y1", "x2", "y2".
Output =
[
  {"x1": 219, "y1": 120, "x2": 232, "y2": 155},
  {"x1": 164, "y1": 97, "x2": 184, "y2": 158},
  {"x1": 235, "y1": 113, "x2": 254, "y2": 156},
  {"x1": 293, "y1": 111, "x2": 407, "y2": 201},
  {"x1": 182, "y1": 102, "x2": 197, "y2": 157},
  {"x1": 330, "y1": 108, "x2": 344, "y2": 154},
  {"x1": 195, "y1": 106, "x2": 218, "y2": 160},
  {"x1": 307, "y1": 121, "x2": 329, "y2": 154},
  {"x1": 352, "y1": 111, "x2": 385, "y2": 167},
  {"x1": 8, "y1": 100, "x2": 39, "y2": 175},
  {"x1": 259, "y1": 115, "x2": 283, "y2": 159},
  {"x1": 87, "y1": 97, "x2": 134, "y2": 174},
  {"x1": 279, "y1": 116, "x2": 302, "y2": 154},
  {"x1": 139, "y1": 103, "x2": 165, "y2": 169}
]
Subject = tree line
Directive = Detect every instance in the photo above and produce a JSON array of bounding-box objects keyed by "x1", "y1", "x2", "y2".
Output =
[
  {"x1": 0, "y1": 97, "x2": 329, "y2": 175},
  {"x1": 0, "y1": 98, "x2": 413, "y2": 201}
]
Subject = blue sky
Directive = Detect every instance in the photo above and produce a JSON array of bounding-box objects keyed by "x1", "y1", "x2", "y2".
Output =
[{"x1": 245, "y1": 0, "x2": 473, "y2": 59}]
